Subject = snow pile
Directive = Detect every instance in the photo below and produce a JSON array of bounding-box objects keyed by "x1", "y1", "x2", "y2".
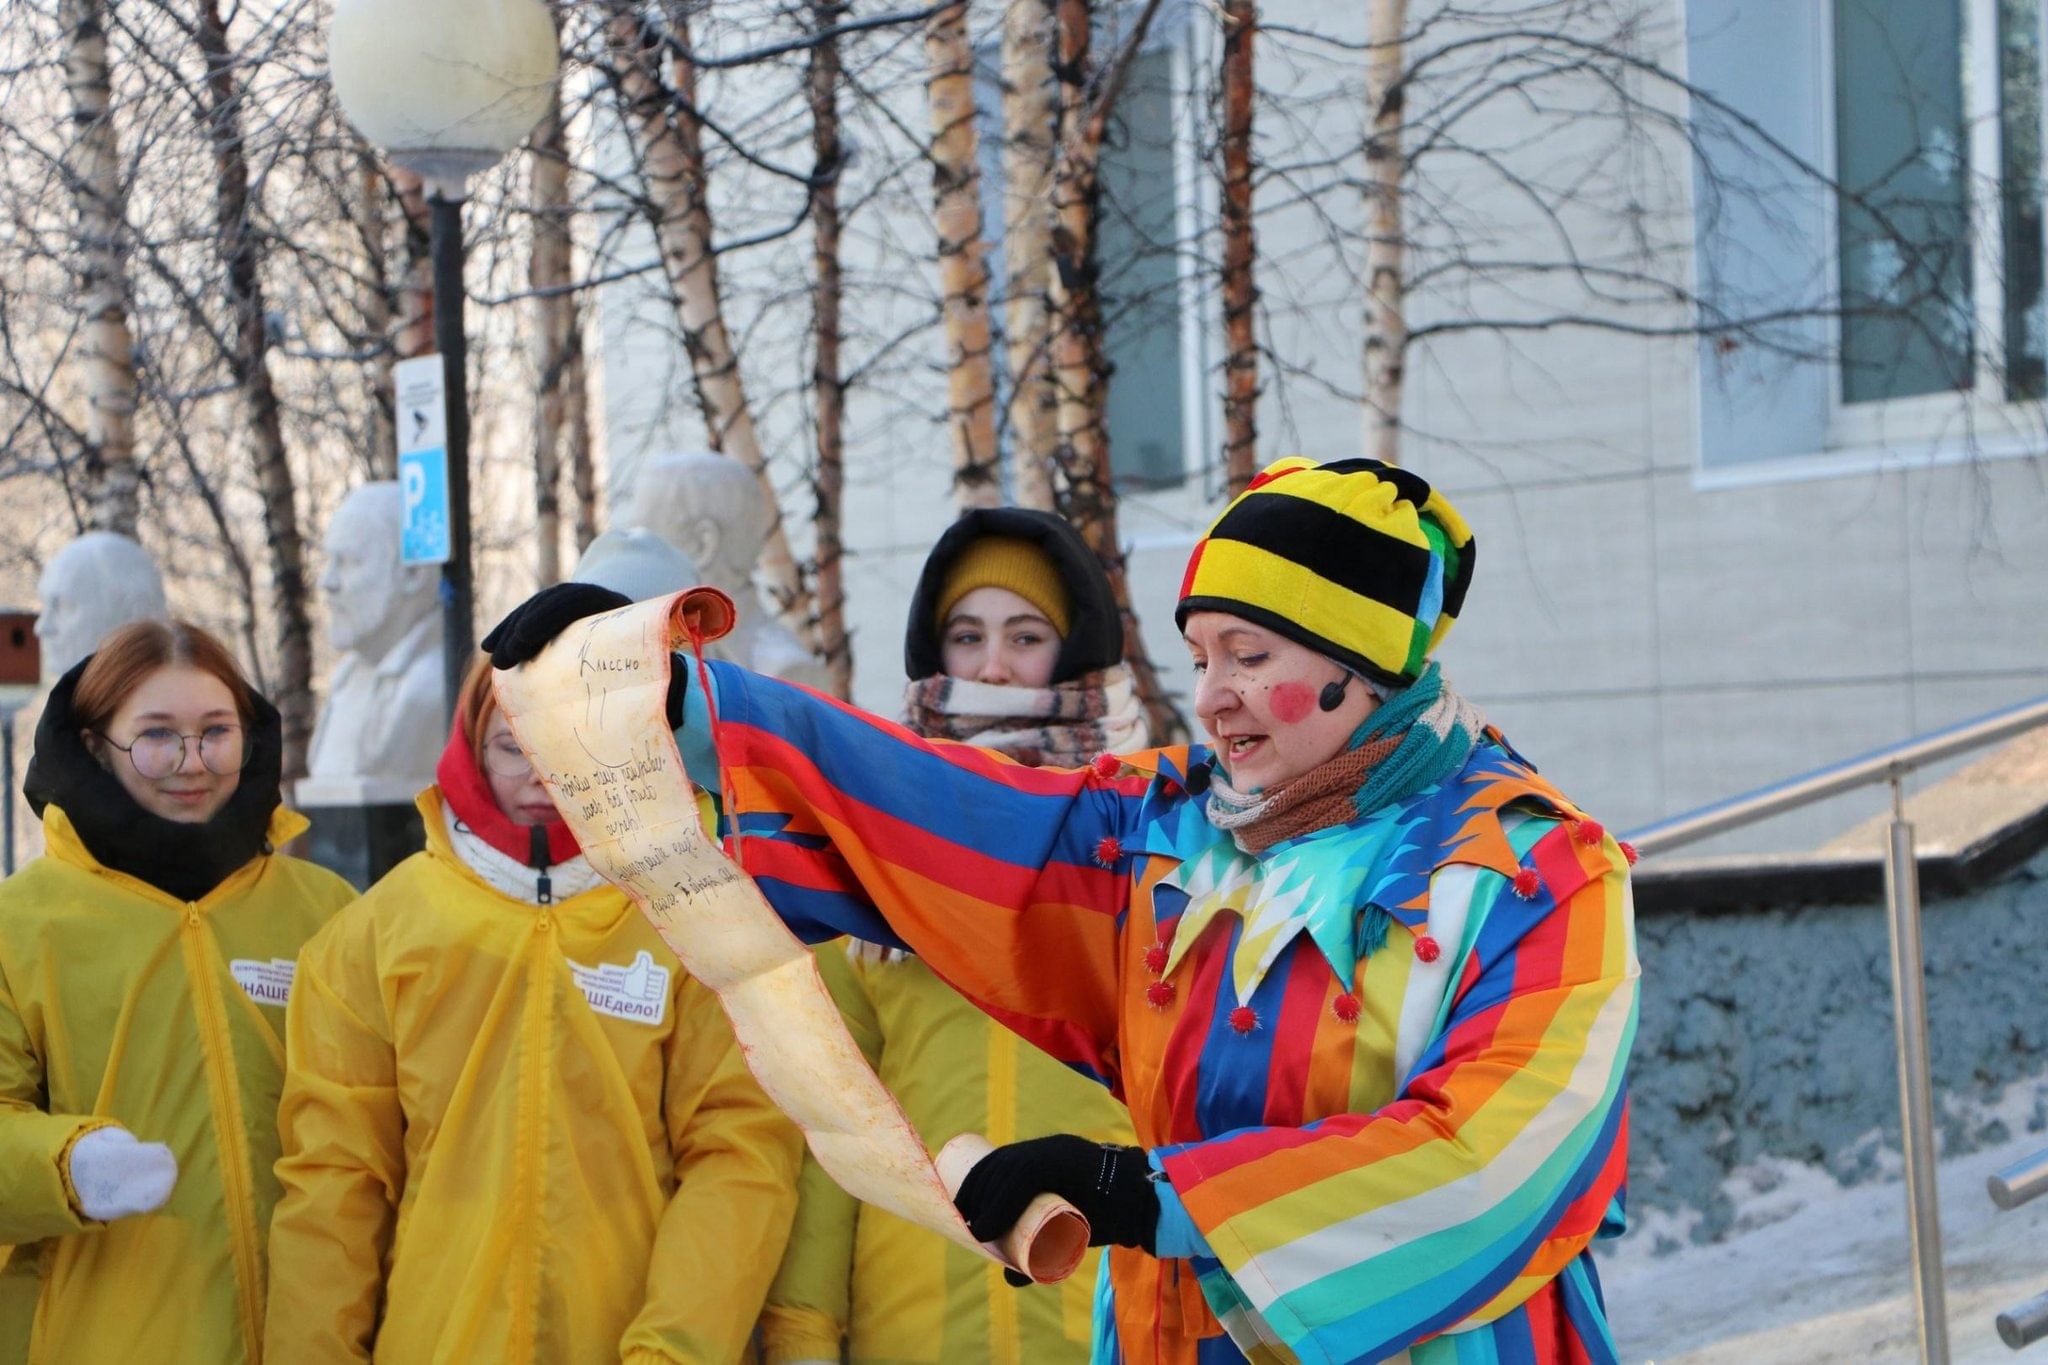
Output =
[{"x1": 1602, "y1": 1076, "x2": 2048, "y2": 1362}]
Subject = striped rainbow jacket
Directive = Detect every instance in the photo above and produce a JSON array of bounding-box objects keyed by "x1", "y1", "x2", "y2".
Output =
[{"x1": 686, "y1": 661, "x2": 1639, "y2": 1365}]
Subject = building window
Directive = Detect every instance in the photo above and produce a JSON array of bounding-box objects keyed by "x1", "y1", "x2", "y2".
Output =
[
  {"x1": 1999, "y1": 0, "x2": 2047, "y2": 398},
  {"x1": 1830, "y1": 0, "x2": 2048, "y2": 408},
  {"x1": 1095, "y1": 44, "x2": 1190, "y2": 487},
  {"x1": 1833, "y1": 0, "x2": 1974, "y2": 403},
  {"x1": 977, "y1": 8, "x2": 1208, "y2": 491},
  {"x1": 1688, "y1": 0, "x2": 2048, "y2": 475}
]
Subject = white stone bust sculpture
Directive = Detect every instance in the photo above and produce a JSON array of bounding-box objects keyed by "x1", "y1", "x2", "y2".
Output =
[
  {"x1": 36, "y1": 532, "x2": 171, "y2": 681},
  {"x1": 303, "y1": 482, "x2": 444, "y2": 794},
  {"x1": 571, "y1": 526, "x2": 703, "y2": 605},
  {"x1": 622, "y1": 451, "x2": 828, "y2": 689}
]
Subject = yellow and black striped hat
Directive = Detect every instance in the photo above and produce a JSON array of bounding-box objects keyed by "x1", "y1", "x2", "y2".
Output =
[{"x1": 1175, "y1": 456, "x2": 1475, "y2": 687}]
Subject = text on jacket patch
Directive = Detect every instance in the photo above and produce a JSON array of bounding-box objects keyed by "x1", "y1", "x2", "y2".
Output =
[
  {"x1": 230, "y1": 958, "x2": 296, "y2": 1008},
  {"x1": 567, "y1": 949, "x2": 669, "y2": 1025}
]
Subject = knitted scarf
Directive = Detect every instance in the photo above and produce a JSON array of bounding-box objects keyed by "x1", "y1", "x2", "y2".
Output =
[
  {"x1": 1206, "y1": 662, "x2": 1486, "y2": 855},
  {"x1": 901, "y1": 665, "x2": 1146, "y2": 768},
  {"x1": 434, "y1": 714, "x2": 580, "y2": 867}
]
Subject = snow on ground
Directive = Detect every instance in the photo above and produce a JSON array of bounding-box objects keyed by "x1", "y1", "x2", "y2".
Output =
[{"x1": 1603, "y1": 1079, "x2": 2048, "y2": 1363}]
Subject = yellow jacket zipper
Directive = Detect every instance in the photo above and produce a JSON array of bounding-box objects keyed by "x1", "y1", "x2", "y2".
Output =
[
  {"x1": 180, "y1": 907, "x2": 266, "y2": 1363},
  {"x1": 510, "y1": 913, "x2": 557, "y2": 1362}
]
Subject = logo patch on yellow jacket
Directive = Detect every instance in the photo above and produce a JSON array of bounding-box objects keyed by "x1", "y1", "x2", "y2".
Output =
[
  {"x1": 567, "y1": 949, "x2": 669, "y2": 1025},
  {"x1": 230, "y1": 957, "x2": 295, "y2": 1008}
]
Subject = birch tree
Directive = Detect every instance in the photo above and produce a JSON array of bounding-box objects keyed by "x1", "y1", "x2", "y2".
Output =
[
  {"x1": 61, "y1": 0, "x2": 140, "y2": 535},
  {"x1": 1218, "y1": 0, "x2": 1259, "y2": 493},
  {"x1": 194, "y1": 0, "x2": 317, "y2": 778},
  {"x1": 1001, "y1": 0, "x2": 1058, "y2": 511},
  {"x1": 1046, "y1": 0, "x2": 1182, "y2": 741},
  {"x1": 809, "y1": 0, "x2": 852, "y2": 698},
  {"x1": 600, "y1": 0, "x2": 817, "y2": 643},
  {"x1": 1361, "y1": 0, "x2": 1407, "y2": 464},
  {"x1": 926, "y1": 0, "x2": 1000, "y2": 509},
  {"x1": 351, "y1": 147, "x2": 397, "y2": 476},
  {"x1": 528, "y1": 75, "x2": 586, "y2": 585}
]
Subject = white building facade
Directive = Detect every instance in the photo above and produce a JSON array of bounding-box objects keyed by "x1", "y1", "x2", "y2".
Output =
[{"x1": 597, "y1": 0, "x2": 2048, "y2": 852}]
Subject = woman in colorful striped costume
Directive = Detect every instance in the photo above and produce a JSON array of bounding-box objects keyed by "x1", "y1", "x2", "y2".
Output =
[{"x1": 486, "y1": 456, "x2": 1640, "y2": 1365}]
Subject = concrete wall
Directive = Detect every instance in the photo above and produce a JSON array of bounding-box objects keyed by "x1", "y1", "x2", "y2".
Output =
[{"x1": 594, "y1": 0, "x2": 2048, "y2": 854}]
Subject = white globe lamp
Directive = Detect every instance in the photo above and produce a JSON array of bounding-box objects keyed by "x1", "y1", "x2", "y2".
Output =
[{"x1": 328, "y1": 0, "x2": 559, "y2": 198}]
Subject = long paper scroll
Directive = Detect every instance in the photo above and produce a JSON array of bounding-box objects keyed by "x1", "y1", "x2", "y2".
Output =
[{"x1": 493, "y1": 591, "x2": 1087, "y2": 1283}]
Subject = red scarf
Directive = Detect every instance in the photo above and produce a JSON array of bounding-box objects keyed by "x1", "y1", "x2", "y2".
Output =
[{"x1": 434, "y1": 715, "x2": 580, "y2": 867}]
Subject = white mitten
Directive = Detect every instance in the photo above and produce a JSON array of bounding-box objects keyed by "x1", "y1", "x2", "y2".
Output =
[{"x1": 68, "y1": 1127, "x2": 178, "y2": 1222}]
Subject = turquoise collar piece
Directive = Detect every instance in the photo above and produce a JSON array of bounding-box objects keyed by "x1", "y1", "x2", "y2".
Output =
[{"x1": 1156, "y1": 801, "x2": 1428, "y2": 1004}]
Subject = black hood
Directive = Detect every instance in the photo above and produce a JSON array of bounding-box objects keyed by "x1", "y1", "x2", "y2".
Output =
[
  {"x1": 24, "y1": 653, "x2": 285, "y2": 902},
  {"x1": 904, "y1": 507, "x2": 1123, "y2": 684}
]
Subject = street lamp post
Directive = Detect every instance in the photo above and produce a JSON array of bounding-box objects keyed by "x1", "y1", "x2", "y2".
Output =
[
  {"x1": 430, "y1": 194, "x2": 473, "y2": 715},
  {"x1": 326, "y1": 0, "x2": 559, "y2": 721}
]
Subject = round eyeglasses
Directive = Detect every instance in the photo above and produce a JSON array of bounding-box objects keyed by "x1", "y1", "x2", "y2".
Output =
[
  {"x1": 104, "y1": 724, "x2": 249, "y2": 780},
  {"x1": 482, "y1": 737, "x2": 535, "y2": 780}
]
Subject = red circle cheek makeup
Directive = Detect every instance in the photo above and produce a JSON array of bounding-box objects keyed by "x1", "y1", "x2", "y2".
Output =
[{"x1": 1267, "y1": 681, "x2": 1316, "y2": 725}]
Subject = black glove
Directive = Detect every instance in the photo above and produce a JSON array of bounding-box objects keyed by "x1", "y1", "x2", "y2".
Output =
[
  {"x1": 482, "y1": 583, "x2": 630, "y2": 670},
  {"x1": 953, "y1": 1135, "x2": 1159, "y2": 1264},
  {"x1": 483, "y1": 583, "x2": 696, "y2": 729}
]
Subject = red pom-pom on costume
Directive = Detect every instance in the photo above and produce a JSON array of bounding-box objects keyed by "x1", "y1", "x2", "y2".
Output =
[
  {"x1": 1574, "y1": 818, "x2": 1606, "y2": 846},
  {"x1": 1332, "y1": 992, "x2": 1361, "y2": 1023},
  {"x1": 1413, "y1": 934, "x2": 1442, "y2": 964},
  {"x1": 1145, "y1": 980, "x2": 1176, "y2": 1010},
  {"x1": 1512, "y1": 867, "x2": 1541, "y2": 900},
  {"x1": 1091, "y1": 752, "x2": 1122, "y2": 779},
  {"x1": 1094, "y1": 836, "x2": 1123, "y2": 867},
  {"x1": 1228, "y1": 1006, "x2": 1259, "y2": 1034},
  {"x1": 1143, "y1": 942, "x2": 1169, "y2": 975},
  {"x1": 1619, "y1": 840, "x2": 1640, "y2": 866}
]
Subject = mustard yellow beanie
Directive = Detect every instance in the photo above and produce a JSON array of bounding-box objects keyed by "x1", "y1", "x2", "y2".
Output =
[{"x1": 935, "y1": 536, "x2": 1071, "y2": 637}]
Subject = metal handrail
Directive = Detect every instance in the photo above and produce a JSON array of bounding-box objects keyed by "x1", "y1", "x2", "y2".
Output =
[
  {"x1": 1990, "y1": 1149, "x2": 2048, "y2": 1212},
  {"x1": 1627, "y1": 694, "x2": 2048, "y2": 857},
  {"x1": 1990, "y1": 1148, "x2": 2048, "y2": 1351},
  {"x1": 1998, "y1": 1288, "x2": 2048, "y2": 1351},
  {"x1": 1621, "y1": 690, "x2": 2048, "y2": 1365}
]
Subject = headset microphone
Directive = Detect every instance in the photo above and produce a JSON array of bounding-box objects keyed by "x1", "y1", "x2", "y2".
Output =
[{"x1": 1318, "y1": 671, "x2": 1353, "y2": 713}]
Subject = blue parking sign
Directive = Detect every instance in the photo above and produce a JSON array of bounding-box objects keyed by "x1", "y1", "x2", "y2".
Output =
[{"x1": 400, "y1": 446, "x2": 452, "y2": 565}]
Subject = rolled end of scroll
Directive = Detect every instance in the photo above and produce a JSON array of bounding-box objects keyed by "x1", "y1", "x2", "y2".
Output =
[
  {"x1": 934, "y1": 1133, "x2": 1091, "y2": 1285},
  {"x1": 666, "y1": 586, "x2": 738, "y2": 647}
]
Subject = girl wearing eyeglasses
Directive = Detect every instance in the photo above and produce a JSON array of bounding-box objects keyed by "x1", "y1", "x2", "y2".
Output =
[
  {"x1": 264, "y1": 654, "x2": 800, "y2": 1364},
  {"x1": 0, "y1": 619, "x2": 356, "y2": 1363}
]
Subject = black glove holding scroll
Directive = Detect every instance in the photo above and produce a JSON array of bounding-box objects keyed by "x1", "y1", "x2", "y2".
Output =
[
  {"x1": 483, "y1": 583, "x2": 690, "y2": 728},
  {"x1": 952, "y1": 1133, "x2": 1159, "y2": 1286}
]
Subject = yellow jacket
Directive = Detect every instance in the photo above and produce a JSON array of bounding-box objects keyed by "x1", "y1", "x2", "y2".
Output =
[
  {"x1": 265, "y1": 789, "x2": 801, "y2": 1364},
  {"x1": 0, "y1": 804, "x2": 354, "y2": 1364},
  {"x1": 760, "y1": 944, "x2": 1135, "y2": 1365},
  {"x1": 0, "y1": 1250, "x2": 32, "y2": 1362}
]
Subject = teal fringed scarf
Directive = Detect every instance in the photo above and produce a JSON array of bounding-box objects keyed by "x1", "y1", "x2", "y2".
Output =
[{"x1": 1347, "y1": 663, "x2": 1486, "y2": 815}]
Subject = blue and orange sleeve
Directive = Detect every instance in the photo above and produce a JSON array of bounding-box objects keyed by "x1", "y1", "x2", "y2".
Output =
[{"x1": 685, "y1": 661, "x2": 1151, "y2": 1085}]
